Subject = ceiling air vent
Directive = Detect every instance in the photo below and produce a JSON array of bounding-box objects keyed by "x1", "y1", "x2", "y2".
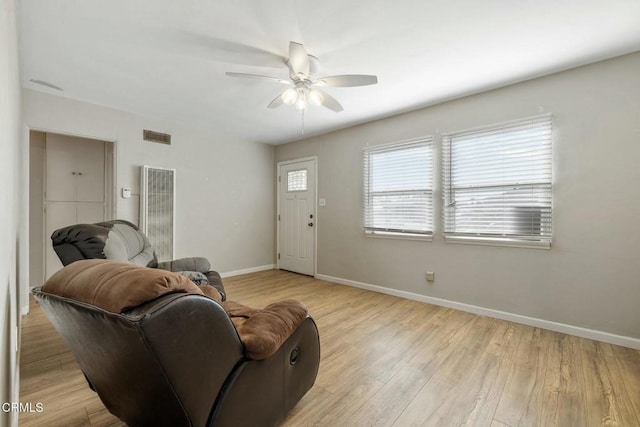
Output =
[{"x1": 143, "y1": 130, "x2": 171, "y2": 145}]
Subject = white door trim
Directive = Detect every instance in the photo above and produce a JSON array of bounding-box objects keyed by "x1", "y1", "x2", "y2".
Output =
[{"x1": 276, "y1": 156, "x2": 318, "y2": 276}]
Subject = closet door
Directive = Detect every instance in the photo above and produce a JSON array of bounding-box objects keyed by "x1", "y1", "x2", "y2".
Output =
[
  {"x1": 45, "y1": 134, "x2": 79, "y2": 202},
  {"x1": 74, "y1": 138, "x2": 105, "y2": 203},
  {"x1": 46, "y1": 133, "x2": 106, "y2": 202},
  {"x1": 76, "y1": 203, "x2": 105, "y2": 224},
  {"x1": 44, "y1": 134, "x2": 106, "y2": 279}
]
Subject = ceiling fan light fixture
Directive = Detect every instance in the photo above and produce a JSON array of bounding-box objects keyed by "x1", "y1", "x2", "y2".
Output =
[
  {"x1": 282, "y1": 88, "x2": 297, "y2": 105},
  {"x1": 294, "y1": 89, "x2": 308, "y2": 110},
  {"x1": 308, "y1": 89, "x2": 324, "y2": 106}
]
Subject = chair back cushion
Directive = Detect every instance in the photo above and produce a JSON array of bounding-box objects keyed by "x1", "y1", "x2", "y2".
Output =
[
  {"x1": 43, "y1": 259, "x2": 204, "y2": 313},
  {"x1": 51, "y1": 220, "x2": 157, "y2": 267}
]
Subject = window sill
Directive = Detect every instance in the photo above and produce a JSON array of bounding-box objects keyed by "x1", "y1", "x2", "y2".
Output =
[
  {"x1": 365, "y1": 230, "x2": 433, "y2": 242},
  {"x1": 444, "y1": 235, "x2": 550, "y2": 249}
]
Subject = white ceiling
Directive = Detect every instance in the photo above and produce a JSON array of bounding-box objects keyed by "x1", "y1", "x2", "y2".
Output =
[{"x1": 18, "y1": 0, "x2": 640, "y2": 145}]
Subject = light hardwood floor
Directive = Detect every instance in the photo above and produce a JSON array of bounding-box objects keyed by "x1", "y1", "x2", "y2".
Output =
[{"x1": 20, "y1": 270, "x2": 640, "y2": 426}]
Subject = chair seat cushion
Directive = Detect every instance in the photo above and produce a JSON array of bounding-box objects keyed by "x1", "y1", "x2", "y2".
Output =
[
  {"x1": 43, "y1": 259, "x2": 206, "y2": 313},
  {"x1": 222, "y1": 300, "x2": 308, "y2": 360}
]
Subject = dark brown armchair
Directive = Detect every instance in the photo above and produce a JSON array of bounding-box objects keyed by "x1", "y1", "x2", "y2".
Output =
[{"x1": 32, "y1": 260, "x2": 320, "y2": 426}]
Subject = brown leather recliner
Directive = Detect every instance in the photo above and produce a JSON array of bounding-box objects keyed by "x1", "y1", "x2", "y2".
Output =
[{"x1": 32, "y1": 260, "x2": 320, "y2": 427}]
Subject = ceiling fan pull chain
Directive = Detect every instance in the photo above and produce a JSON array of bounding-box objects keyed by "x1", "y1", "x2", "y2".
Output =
[{"x1": 301, "y1": 109, "x2": 305, "y2": 135}]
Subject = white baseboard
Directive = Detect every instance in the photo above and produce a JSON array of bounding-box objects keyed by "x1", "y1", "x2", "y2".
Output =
[
  {"x1": 220, "y1": 264, "x2": 274, "y2": 278},
  {"x1": 315, "y1": 273, "x2": 640, "y2": 350}
]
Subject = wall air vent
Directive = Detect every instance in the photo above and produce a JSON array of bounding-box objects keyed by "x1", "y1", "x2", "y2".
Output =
[
  {"x1": 140, "y1": 166, "x2": 175, "y2": 261},
  {"x1": 143, "y1": 130, "x2": 171, "y2": 145}
]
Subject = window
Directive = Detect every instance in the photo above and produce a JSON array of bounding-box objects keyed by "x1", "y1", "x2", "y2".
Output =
[
  {"x1": 287, "y1": 169, "x2": 307, "y2": 191},
  {"x1": 363, "y1": 138, "x2": 433, "y2": 238},
  {"x1": 442, "y1": 115, "x2": 552, "y2": 248}
]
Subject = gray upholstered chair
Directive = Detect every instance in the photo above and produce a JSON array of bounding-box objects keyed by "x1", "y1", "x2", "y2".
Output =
[{"x1": 51, "y1": 219, "x2": 226, "y2": 299}]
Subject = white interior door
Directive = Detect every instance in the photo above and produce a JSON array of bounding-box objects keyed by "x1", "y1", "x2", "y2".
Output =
[
  {"x1": 74, "y1": 139, "x2": 105, "y2": 203},
  {"x1": 44, "y1": 133, "x2": 106, "y2": 279},
  {"x1": 278, "y1": 158, "x2": 316, "y2": 276},
  {"x1": 76, "y1": 202, "x2": 106, "y2": 224},
  {"x1": 45, "y1": 134, "x2": 79, "y2": 202}
]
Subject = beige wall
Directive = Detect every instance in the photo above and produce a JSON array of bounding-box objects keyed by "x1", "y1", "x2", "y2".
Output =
[
  {"x1": 276, "y1": 52, "x2": 640, "y2": 341},
  {"x1": 23, "y1": 90, "x2": 276, "y2": 278},
  {"x1": 1, "y1": 0, "x2": 24, "y2": 425}
]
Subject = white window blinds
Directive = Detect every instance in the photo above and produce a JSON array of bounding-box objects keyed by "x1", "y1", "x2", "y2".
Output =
[
  {"x1": 363, "y1": 138, "x2": 433, "y2": 236},
  {"x1": 442, "y1": 115, "x2": 552, "y2": 246}
]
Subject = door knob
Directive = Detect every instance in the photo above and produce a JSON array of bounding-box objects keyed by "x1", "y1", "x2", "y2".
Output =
[{"x1": 308, "y1": 222, "x2": 314, "y2": 227}]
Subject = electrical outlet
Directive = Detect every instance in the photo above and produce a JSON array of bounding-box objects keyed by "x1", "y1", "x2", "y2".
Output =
[{"x1": 426, "y1": 272, "x2": 435, "y2": 283}]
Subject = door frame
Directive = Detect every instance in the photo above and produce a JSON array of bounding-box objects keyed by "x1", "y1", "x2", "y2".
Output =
[
  {"x1": 276, "y1": 156, "x2": 318, "y2": 276},
  {"x1": 28, "y1": 127, "x2": 117, "y2": 287}
]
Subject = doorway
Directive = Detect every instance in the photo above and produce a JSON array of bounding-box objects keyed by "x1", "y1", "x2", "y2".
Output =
[
  {"x1": 29, "y1": 131, "x2": 116, "y2": 284},
  {"x1": 277, "y1": 157, "x2": 317, "y2": 276}
]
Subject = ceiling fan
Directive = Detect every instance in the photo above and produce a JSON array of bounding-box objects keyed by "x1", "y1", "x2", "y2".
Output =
[{"x1": 226, "y1": 41, "x2": 378, "y2": 113}]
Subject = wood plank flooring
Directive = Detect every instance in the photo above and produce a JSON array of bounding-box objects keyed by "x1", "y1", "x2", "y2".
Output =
[{"x1": 19, "y1": 270, "x2": 640, "y2": 426}]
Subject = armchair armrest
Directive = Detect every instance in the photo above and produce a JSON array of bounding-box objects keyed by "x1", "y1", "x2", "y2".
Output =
[
  {"x1": 157, "y1": 257, "x2": 211, "y2": 273},
  {"x1": 222, "y1": 300, "x2": 309, "y2": 360}
]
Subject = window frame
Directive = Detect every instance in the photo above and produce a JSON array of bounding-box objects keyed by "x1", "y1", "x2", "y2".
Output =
[
  {"x1": 442, "y1": 114, "x2": 552, "y2": 249},
  {"x1": 362, "y1": 137, "x2": 434, "y2": 241}
]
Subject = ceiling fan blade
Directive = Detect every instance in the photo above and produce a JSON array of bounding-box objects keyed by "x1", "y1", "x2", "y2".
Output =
[
  {"x1": 267, "y1": 94, "x2": 284, "y2": 109},
  {"x1": 159, "y1": 31, "x2": 285, "y2": 68},
  {"x1": 317, "y1": 90, "x2": 344, "y2": 113},
  {"x1": 316, "y1": 75, "x2": 378, "y2": 87},
  {"x1": 288, "y1": 41, "x2": 310, "y2": 77},
  {"x1": 225, "y1": 72, "x2": 290, "y2": 84}
]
